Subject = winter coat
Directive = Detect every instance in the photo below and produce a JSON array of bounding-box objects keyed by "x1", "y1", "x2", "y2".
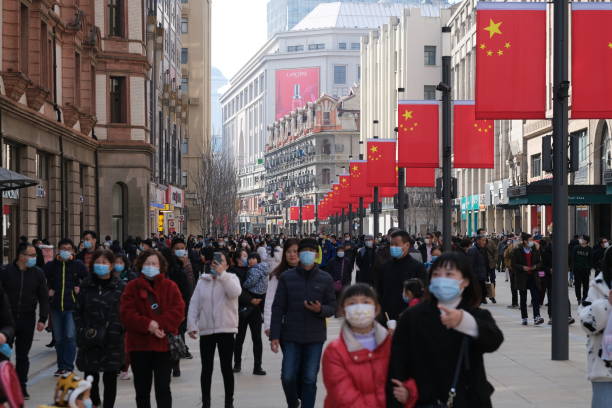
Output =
[
  {"x1": 511, "y1": 246, "x2": 543, "y2": 291},
  {"x1": 579, "y1": 272, "x2": 612, "y2": 382},
  {"x1": 322, "y1": 322, "x2": 392, "y2": 408},
  {"x1": 322, "y1": 241, "x2": 337, "y2": 268},
  {"x1": 485, "y1": 239, "x2": 498, "y2": 269},
  {"x1": 387, "y1": 300, "x2": 504, "y2": 408},
  {"x1": 270, "y1": 265, "x2": 336, "y2": 343},
  {"x1": 0, "y1": 263, "x2": 48, "y2": 323},
  {"x1": 75, "y1": 276, "x2": 125, "y2": 372},
  {"x1": 263, "y1": 276, "x2": 279, "y2": 331},
  {"x1": 44, "y1": 259, "x2": 88, "y2": 312},
  {"x1": 120, "y1": 274, "x2": 185, "y2": 353},
  {"x1": 467, "y1": 245, "x2": 489, "y2": 282},
  {"x1": 355, "y1": 246, "x2": 377, "y2": 285},
  {"x1": 593, "y1": 245, "x2": 606, "y2": 272},
  {"x1": 323, "y1": 256, "x2": 354, "y2": 289},
  {"x1": 243, "y1": 262, "x2": 269, "y2": 296},
  {"x1": 375, "y1": 255, "x2": 427, "y2": 320},
  {"x1": 0, "y1": 284, "x2": 14, "y2": 347},
  {"x1": 187, "y1": 271, "x2": 241, "y2": 336},
  {"x1": 572, "y1": 245, "x2": 593, "y2": 272}
]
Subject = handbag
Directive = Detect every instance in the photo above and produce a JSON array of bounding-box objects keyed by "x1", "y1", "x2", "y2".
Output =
[
  {"x1": 147, "y1": 291, "x2": 189, "y2": 362},
  {"x1": 485, "y1": 282, "x2": 495, "y2": 299}
]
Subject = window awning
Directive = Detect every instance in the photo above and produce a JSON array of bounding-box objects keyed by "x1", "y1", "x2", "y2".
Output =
[
  {"x1": 0, "y1": 168, "x2": 38, "y2": 192},
  {"x1": 508, "y1": 179, "x2": 612, "y2": 205}
]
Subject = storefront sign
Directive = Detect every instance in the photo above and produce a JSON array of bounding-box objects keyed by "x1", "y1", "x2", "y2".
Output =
[
  {"x1": 2, "y1": 190, "x2": 19, "y2": 200},
  {"x1": 36, "y1": 185, "x2": 46, "y2": 198},
  {"x1": 167, "y1": 186, "x2": 184, "y2": 208}
]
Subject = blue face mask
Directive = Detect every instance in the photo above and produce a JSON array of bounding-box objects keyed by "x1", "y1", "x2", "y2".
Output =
[
  {"x1": 114, "y1": 264, "x2": 125, "y2": 273},
  {"x1": 390, "y1": 246, "x2": 403, "y2": 259},
  {"x1": 299, "y1": 251, "x2": 316, "y2": 266},
  {"x1": 428, "y1": 277, "x2": 462, "y2": 302},
  {"x1": 431, "y1": 255, "x2": 439, "y2": 263},
  {"x1": 174, "y1": 249, "x2": 187, "y2": 258},
  {"x1": 93, "y1": 264, "x2": 110, "y2": 277},
  {"x1": 59, "y1": 250, "x2": 72, "y2": 261},
  {"x1": 26, "y1": 257, "x2": 37, "y2": 268},
  {"x1": 83, "y1": 240, "x2": 93, "y2": 249},
  {"x1": 402, "y1": 294, "x2": 411, "y2": 304},
  {"x1": 337, "y1": 251, "x2": 345, "y2": 258},
  {"x1": 242, "y1": 259, "x2": 248, "y2": 267},
  {"x1": 83, "y1": 399, "x2": 93, "y2": 408},
  {"x1": 142, "y1": 266, "x2": 160, "y2": 279}
]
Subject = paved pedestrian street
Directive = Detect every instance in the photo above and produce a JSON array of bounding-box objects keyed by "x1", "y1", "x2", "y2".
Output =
[{"x1": 26, "y1": 276, "x2": 591, "y2": 407}]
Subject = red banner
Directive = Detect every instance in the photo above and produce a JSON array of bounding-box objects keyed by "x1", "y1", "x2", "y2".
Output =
[
  {"x1": 405, "y1": 168, "x2": 436, "y2": 188},
  {"x1": 453, "y1": 101, "x2": 494, "y2": 168},
  {"x1": 475, "y1": 3, "x2": 547, "y2": 119},
  {"x1": 275, "y1": 68, "x2": 320, "y2": 120},
  {"x1": 366, "y1": 139, "x2": 396, "y2": 187},
  {"x1": 289, "y1": 206, "x2": 299, "y2": 221},
  {"x1": 398, "y1": 101, "x2": 439, "y2": 168},
  {"x1": 571, "y1": 4, "x2": 612, "y2": 119},
  {"x1": 302, "y1": 205, "x2": 315, "y2": 221},
  {"x1": 349, "y1": 161, "x2": 371, "y2": 198}
]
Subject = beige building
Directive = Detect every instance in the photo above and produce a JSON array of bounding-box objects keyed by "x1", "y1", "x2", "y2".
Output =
[{"x1": 181, "y1": 0, "x2": 212, "y2": 235}]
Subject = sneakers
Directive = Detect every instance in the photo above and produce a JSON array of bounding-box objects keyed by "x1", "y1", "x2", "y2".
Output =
[
  {"x1": 119, "y1": 370, "x2": 132, "y2": 380},
  {"x1": 490, "y1": 297, "x2": 497, "y2": 304},
  {"x1": 534, "y1": 316, "x2": 545, "y2": 326},
  {"x1": 54, "y1": 369, "x2": 66, "y2": 377},
  {"x1": 522, "y1": 318, "x2": 528, "y2": 326}
]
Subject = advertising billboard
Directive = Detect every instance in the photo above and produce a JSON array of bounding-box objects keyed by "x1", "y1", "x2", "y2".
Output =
[{"x1": 275, "y1": 68, "x2": 320, "y2": 119}]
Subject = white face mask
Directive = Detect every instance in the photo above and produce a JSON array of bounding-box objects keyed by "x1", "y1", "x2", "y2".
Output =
[
  {"x1": 604, "y1": 242, "x2": 610, "y2": 248},
  {"x1": 425, "y1": 238, "x2": 431, "y2": 245},
  {"x1": 344, "y1": 303, "x2": 376, "y2": 329}
]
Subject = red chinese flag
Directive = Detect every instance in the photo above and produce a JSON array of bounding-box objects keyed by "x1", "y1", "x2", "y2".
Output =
[
  {"x1": 289, "y1": 207, "x2": 299, "y2": 221},
  {"x1": 453, "y1": 101, "x2": 494, "y2": 168},
  {"x1": 380, "y1": 186, "x2": 398, "y2": 198},
  {"x1": 302, "y1": 205, "x2": 315, "y2": 221},
  {"x1": 367, "y1": 139, "x2": 396, "y2": 187},
  {"x1": 571, "y1": 4, "x2": 612, "y2": 119},
  {"x1": 350, "y1": 161, "x2": 371, "y2": 198},
  {"x1": 475, "y1": 3, "x2": 547, "y2": 119},
  {"x1": 405, "y1": 168, "x2": 436, "y2": 188},
  {"x1": 398, "y1": 101, "x2": 439, "y2": 168}
]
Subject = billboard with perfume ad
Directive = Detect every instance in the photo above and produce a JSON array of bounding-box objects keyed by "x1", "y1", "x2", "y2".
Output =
[{"x1": 275, "y1": 67, "x2": 320, "y2": 120}]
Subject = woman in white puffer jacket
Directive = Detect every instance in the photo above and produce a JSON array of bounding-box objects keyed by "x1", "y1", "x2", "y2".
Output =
[
  {"x1": 579, "y1": 248, "x2": 612, "y2": 408},
  {"x1": 263, "y1": 239, "x2": 300, "y2": 337},
  {"x1": 188, "y1": 252, "x2": 242, "y2": 408}
]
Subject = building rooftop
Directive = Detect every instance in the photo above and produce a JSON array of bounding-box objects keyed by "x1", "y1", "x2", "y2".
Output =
[{"x1": 291, "y1": 1, "x2": 443, "y2": 31}]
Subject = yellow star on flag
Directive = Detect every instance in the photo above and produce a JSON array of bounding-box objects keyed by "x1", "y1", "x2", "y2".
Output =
[
  {"x1": 487, "y1": 50, "x2": 493, "y2": 57},
  {"x1": 504, "y1": 42, "x2": 511, "y2": 49},
  {"x1": 480, "y1": 44, "x2": 486, "y2": 50},
  {"x1": 484, "y1": 19, "x2": 503, "y2": 39},
  {"x1": 370, "y1": 146, "x2": 378, "y2": 153},
  {"x1": 402, "y1": 110, "x2": 413, "y2": 120},
  {"x1": 608, "y1": 42, "x2": 612, "y2": 49},
  {"x1": 497, "y1": 50, "x2": 504, "y2": 56},
  {"x1": 352, "y1": 166, "x2": 359, "y2": 172}
]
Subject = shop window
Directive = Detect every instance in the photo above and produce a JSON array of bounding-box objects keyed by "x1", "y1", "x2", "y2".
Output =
[
  {"x1": 109, "y1": 0, "x2": 124, "y2": 37},
  {"x1": 112, "y1": 183, "x2": 127, "y2": 242},
  {"x1": 110, "y1": 76, "x2": 127, "y2": 123},
  {"x1": 2, "y1": 144, "x2": 19, "y2": 171}
]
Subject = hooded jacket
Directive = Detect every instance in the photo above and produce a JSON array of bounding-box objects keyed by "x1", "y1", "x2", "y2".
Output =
[
  {"x1": 187, "y1": 271, "x2": 242, "y2": 336},
  {"x1": 579, "y1": 272, "x2": 612, "y2": 382}
]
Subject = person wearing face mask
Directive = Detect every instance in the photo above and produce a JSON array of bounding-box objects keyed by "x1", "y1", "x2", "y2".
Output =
[
  {"x1": 356, "y1": 235, "x2": 377, "y2": 286},
  {"x1": 0, "y1": 242, "x2": 48, "y2": 399},
  {"x1": 593, "y1": 237, "x2": 609, "y2": 274},
  {"x1": 270, "y1": 238, "x2": 337, "y2": 408},
  {"x1": 402, "y1": 278, "x2": 425, "y2": 309},
  {"x1": 323, "y1": 243, "x2": 355, "y2": 300},
  {"x1": 120, "y1": 250, "x2": 185, "y2": 408},
  {"x1": 322, "y1": 284, "x2": 414, "y2": 408},
  {"x1": 419, "y1": 234, "x2": 435, "y2": 263},
  {"x1": 511, "y1": 233, "x2": 545, "y2": 325},
  {"x1": 571, "y1": 235, "x2": 593, "y2": 305},
  {"x1": 39, "y1": 372, "x2": 94, "y2": 408},
  {"x1": 75, "y1": 250, "x2": 125, "y2": 408},
  {"x1": 467, "y1": 235, "x2": 490, "y2": 305},
  {"x1": 76, "y1": 231, "x2": 98, "y2": 273},
  {"x1": 387, "y1": 252, "x2": 504, "y2": 408},
  {"x1": 503, "y1": 236, "x2": 520, "y2": 308},
  {"x1": 44, "y1": 239, "x2": 88, "y2": 376},
  {"x1": 375, "y1": 230, "x2": 427, "y2": 322}
]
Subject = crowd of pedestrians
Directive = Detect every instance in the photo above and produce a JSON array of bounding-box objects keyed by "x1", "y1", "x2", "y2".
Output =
[{"x1": 0, "y1": 228, "x2": 610, "y2": 407}]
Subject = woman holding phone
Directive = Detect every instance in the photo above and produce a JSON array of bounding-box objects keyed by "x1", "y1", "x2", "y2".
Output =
[{"x1": 188, "y1": 251, "x2": 242, "y2": 408}]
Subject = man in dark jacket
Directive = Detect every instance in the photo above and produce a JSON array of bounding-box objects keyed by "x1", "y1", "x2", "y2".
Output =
[
  {"x1": 44, "y1": 238, "x2": 88, "y2": 375},
  {"x1": 375, "y1": 230, "x2": 427, "y2": 320},
  {"x1": 511, "y1": 233, "x2": 544, "y2": 326},
  {"x1": 0, "y1": 243, "x2": 48, "y2": 398},
  {"x1": 76, "y1": 230, "x2": 98, "y2": 272},
  {"x1": 323, "y1": 242, "x2": 354, "y2": 291},
  {"x1": 355, "y1": 235, "x2": 377, "y2": 285},
  {"x1": 0, "y1": 283, "x2": 15, "y2": 360},
  {"x1": 571, "y1": 235, "x2": 593, "y2": 304},
  {"x1": 270, "y1": 238, "x2": 336, "y2": 408},
  {"x1": 467, "y1": 235, "x2": 490, "y2": 304}
]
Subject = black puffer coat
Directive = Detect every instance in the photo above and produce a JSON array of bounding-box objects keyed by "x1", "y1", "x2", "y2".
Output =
[{"x1": 75, "y1": 275, "x2": 125, "y2": 372}]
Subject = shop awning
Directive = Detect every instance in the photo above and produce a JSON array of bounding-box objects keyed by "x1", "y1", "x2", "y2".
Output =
[
  {"x1": 0, "y1": 168, "x2": 38, "y2": 192},
  {"x1": 508, "y1": 180, "x2": 612, "y2": 205}
]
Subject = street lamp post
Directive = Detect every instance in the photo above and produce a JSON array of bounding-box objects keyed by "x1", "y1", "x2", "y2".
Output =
[
  {"x1": 298, "y1": 195, "x2": 303, "y2": 237},
  {"x1": 439, "y1": 26, "x2": 453, "y2": 252},
  {"x1": 372, "y1": 121, "x2": 380, "y2": 237}
]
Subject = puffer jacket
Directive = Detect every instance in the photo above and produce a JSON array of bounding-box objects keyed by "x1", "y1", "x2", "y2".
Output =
[
  {"x1": 322, "y1": 322, "x2": 392, "y2": 408},
  {"x1": 75, "y1": 275, "x2": 125, "y2": 372},
  {"x1": 44, "y1": 259, "x2": 88, "y2": 312},
  {"x1": 187, "y1": 271, "x2": 242, "y2": 336},
  {"x1": 579, "y1": 272, "x2": 612, "y2": 382},
  {"x1": 243, "y1": 262, "x2": 269, "y2": 295}
]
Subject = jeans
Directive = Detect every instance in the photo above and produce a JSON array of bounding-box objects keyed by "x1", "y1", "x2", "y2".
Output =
[
  {"x1": 10, "y1": 313, "x2": 35, "y2": 392},
  {"x1": 592, "y1": 382, "x2": 612, "y2": 408},
  {"x1": 85, "y1": 371, "x2": 118, "y2": 408},
  {"x1": 574, "y1": 268, "x2": 591, "y2": 304},
  {"x1": 520, "y1": 274, "x2": 541, "y2": 319},
  {"x1": 234, "y1": 313, "x2": 263, "y2": 368},
  {"x1": 200, "y1": 333, "x2": 234, "y2": 406},
  {"x1": 51, "y1": 309, "x2": 76, "y2": 371},
  {"x1": 130, "y1": 351, "x2": 173, "y2": 408},
  {"x1": 280, "y1": 341, "x2": 323, "y2": 408}
]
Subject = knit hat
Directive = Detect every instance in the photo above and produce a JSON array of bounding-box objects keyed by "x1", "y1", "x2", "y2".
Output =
[
  {"x1": 298, "y1": 238, "x2": 318, "y2": 252},
  {"x1": 52, "y1": 372, "x2": 93, "y2": 408}
]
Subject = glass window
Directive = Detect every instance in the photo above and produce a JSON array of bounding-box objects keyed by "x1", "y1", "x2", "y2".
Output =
[
  {"x1": 180, "y1": 77, "x2": 188, "y2": 96},
  {"x1": 181, "y1": 17, "x2": 188, "y2": 34},
  {"x1": 351, "y1": 43, "x2": 360, "y2": 50},
  {"x1": 287, "y1": 45, "x2": 304, "y2": 52},
  {"x1": 108, "y1": 0, "x2": 123, "y2": 37},
  {"x1": 577, "y1": 130, "x2": 588, "y2": 165},
  {"x1": 322, "y1": 168, "x2": 331, "y2": 185},
  {"x1": 308, "y1": 43, "x2": 325, "y2": 50},
  {"x1": 181, "y1": 48, "x2": 188, "y2": 64},
  {"x1": 20, "y1": 4, "x2": 29, "y2": 74},
  {"x1": 37, "y1": 208, "x2": 48, "y2": 240},
  {"x1": 334, "y1": 65, "x2": 346, "y2": 85},
  {"x1": 110, "y1": 76, "x2": 126, "y2": 123},
  {"x1": 338, "y1": 42, "x2": 347, "y2": 50},
  {"x1": 323, "y1": 112, "x2": 331, "y2": 125},
  {"x1": 424, "y1": 85, "x2": 437, "y2": 100},
  {"x1": 424, "y1": 46, "x2": 436, "y2": 66},
  {"x1": 35, "y1": 152, "x2": 48, "y2": 180},
  {"x1": 531, "y1": 154, "x2": 541, "y2": 178},
  {"x1": 600, "y1": 123, "x2": 611, "y2": 183}
]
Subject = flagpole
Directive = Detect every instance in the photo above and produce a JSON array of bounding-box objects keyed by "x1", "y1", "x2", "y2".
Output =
[
  {"x1": 440, "y1": 26, "x2": 453, "y2": 252},
  {"x1": 372, "y1": 121, "x2": 380, "y2": 237},
  {"x1": 552, "y1": 0, "x2": 570, "y2": 361},
  {"x1": 358, "y1": 150, "x2": 365, "y2": 236}
]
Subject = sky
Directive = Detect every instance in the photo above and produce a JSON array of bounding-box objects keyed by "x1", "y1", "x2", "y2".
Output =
[{"x1": 212, "y1": 0, "x2": 268, "y2": 81}]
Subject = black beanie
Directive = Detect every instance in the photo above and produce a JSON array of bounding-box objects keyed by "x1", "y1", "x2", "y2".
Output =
[{"x1": 298, "y1": 238, "x2": 318, "y2": 252}]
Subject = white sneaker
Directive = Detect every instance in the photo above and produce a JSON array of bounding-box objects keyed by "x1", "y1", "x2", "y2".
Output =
[{"x1": 119, "y1": 370, "x2": 132, "y2": 380}]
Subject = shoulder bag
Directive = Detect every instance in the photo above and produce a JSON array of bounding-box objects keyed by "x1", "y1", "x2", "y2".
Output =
[{"x1": 146, "y1": 291, "x2": 188, "y2": 362}]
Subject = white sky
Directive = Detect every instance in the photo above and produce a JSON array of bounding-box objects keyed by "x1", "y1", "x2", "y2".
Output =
[{"x1": 212, "y1": 0, "x2": 268, "y2": 80}]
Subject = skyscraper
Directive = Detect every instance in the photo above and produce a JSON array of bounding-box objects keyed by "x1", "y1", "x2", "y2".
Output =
[{"x1": 266, "y1": 0, "x2": 430, "y2": 38}]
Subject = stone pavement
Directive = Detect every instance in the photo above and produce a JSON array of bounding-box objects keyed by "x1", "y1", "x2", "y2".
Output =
[{"x1": 24, "y1": 274, "x2": 592, "y2": 407}]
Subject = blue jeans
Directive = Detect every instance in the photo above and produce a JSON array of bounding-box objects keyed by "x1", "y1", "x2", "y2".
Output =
[
  {"x1": 51, "y1": 310, "x2": 76, "y2": 371},
  {"x1": 280, "y1": 341, "x2": 323, "y2": 408},
  {"x1": 592, "y1": 382, "x2": 612, "y2": 408}
]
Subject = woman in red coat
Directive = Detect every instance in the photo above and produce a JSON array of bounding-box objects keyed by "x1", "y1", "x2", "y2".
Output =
[
  {"x1": 120, "y1": 249, "x2": 185, "y2": 408},
  {"x1": 322, "y1": 283, "x2": 415, "y2": 408}
]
